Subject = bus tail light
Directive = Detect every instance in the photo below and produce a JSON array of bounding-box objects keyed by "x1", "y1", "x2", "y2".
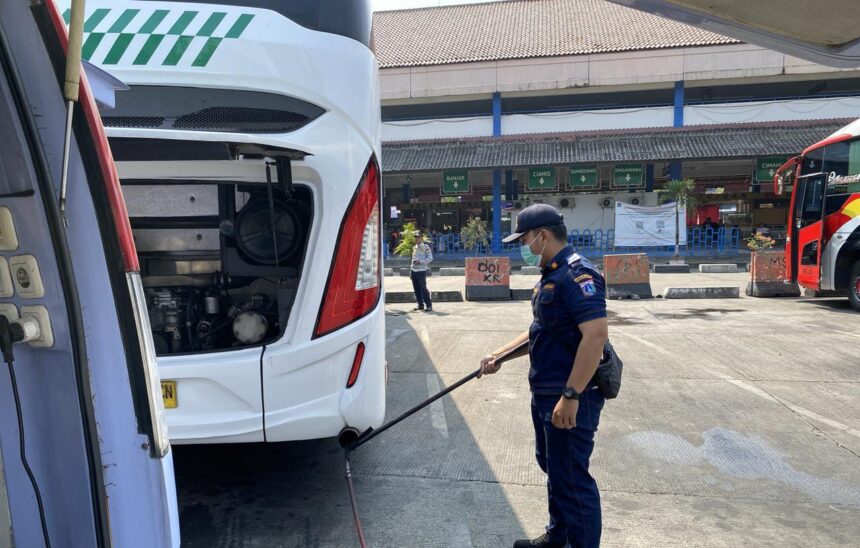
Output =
[
  {"x1": 315, "y1": 158, "x2": 382, "y2": 338},
  {"x1": 347, "y1": 342, "x2": 366, "y2": 388}
]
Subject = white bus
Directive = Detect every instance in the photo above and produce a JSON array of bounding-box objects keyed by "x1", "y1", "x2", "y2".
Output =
[{"x1": 59, "y1": 0, "x2": 385, "y2": 445}]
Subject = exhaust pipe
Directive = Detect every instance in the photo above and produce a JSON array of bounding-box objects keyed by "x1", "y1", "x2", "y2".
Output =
[{"x1": 338, "y1": 427, "x2": 361, "y2": 449}]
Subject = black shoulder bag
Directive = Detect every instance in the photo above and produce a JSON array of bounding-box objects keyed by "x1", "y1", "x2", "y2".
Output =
[{"x1": 543, "y1": 324, "x2": 623, "y2": 399}]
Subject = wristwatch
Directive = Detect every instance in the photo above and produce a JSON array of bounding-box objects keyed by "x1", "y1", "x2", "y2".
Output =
[{"x1": 562, "y1": 386, "x2": 581, "y2": 400}]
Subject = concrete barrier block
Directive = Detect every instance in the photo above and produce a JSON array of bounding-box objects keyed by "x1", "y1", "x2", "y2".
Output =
[
  {"x1": 384, "y1": 291, "x2": 463, "y2": 303},
  {"x1": 699, "y1": 264, "x2": 739, "y2": 273},
  {"x1": 466, "y1": 257, "x2": 511, "y2": 301},
  {"x1": 662, "y1": 287, "x2": 740, "y2": 299},
  {"x1": 746, "y1": 282, "x2": 801, "y2": 298},
  {"x1": 604, "y1": 254, "x2": 652, "y2": 299},
  {"x1": 654, "y1": 264, "x2": 691, "y2": 273},
  {"x1": 400, "y1": 268, "x2": 433, "y2": 277},
  {"x1": 749, "y1": 251, "x2": 786, "y2": 282},
  {"x1": 440, "y1": 267, "x2": 465, "y2": 276},
  {"x1": 510, "y1": 288, "x2": 534, "y2": 300},
  {"x1": 518, "y1": 266, "x2": 542, "y2": 276},
  {"x1": 383, "y1": 268, "x2": 394, "y2": 277}
]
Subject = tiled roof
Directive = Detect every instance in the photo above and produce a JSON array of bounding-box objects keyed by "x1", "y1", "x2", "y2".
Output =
[
  {"x1": 380, "y1": 120, "x2": 849, "y2": 172},
  {"x1": 373, "y1": 0, "x2": 740, "y2": 68}
]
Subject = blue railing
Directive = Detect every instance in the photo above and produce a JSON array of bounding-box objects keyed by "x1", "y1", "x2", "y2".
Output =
[{"x1": 384, "y1": 227, "x2": 742, "y2": 260}]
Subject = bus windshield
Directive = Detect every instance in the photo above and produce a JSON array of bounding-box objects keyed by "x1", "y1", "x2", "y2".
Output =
[{"x1": 800, "y1": 139, "x2": 860, "y2": 217}]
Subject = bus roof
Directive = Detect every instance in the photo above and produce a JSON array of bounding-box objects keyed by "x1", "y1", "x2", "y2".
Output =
[{"x1": 802, "y1": 118, "x2": 860, "y2": 156}]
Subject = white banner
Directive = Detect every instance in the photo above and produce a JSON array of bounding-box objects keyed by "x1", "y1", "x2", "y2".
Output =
[{"x1": 614, "y1": 201, "x2": 686, "y2": 247}]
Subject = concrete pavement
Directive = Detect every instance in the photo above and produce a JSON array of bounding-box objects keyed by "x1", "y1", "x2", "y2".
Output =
[{"x1": 174, "y1": 287, "x2": 860, "y2": 547}]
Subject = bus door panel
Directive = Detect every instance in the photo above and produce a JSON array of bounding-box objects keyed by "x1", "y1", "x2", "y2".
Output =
[
  {"x1": 776, "y1": 158, "x2": 800, "y2": 282},
  {"x1": 793, "y1": 174, "x2": 826, "y2": 289}
]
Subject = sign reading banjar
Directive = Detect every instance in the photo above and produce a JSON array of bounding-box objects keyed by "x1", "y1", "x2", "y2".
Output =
[{"x1": 465, "y1": 257, "x2": 511, "y2": 300}]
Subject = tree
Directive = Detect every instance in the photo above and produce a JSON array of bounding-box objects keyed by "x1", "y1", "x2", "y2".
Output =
[
  {"x1": 394, "y1": 222, "x2": 417, "y2": 257},
  {"x1": 659, "y1": 179, "x2": 697, "y2": 257},
  {"x1": 460, "y1": 217, "x2": 489, "y2": 252}
]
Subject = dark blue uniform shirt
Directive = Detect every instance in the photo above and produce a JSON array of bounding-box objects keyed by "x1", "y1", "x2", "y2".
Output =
[{"x1": 529, "y1": 246, "x2": 607, "y2": 395}]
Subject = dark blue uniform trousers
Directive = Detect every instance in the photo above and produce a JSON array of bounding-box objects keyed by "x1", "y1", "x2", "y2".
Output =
[
  {"x1": 531, "y1": 387, "x2": 605, "y2": 548},
  {"x1": 410, "y1": 270, "x2": 432, "y2": 309}
]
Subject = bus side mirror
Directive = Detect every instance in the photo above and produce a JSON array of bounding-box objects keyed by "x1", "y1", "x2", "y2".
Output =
[{"x1": 774, "y1": 156, "x2": 800, "y2": 195}]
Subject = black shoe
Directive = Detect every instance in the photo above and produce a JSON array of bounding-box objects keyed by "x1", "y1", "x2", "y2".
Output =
[
  {"x1": 424, "y1": 307, "x2": 433, "y2": 312},
  {"x1": 513, "y1": 533, "x2": 565, "y2": 548},
  {"x1": 413, "y1": 306, "x2": 424, "y2": 311}
]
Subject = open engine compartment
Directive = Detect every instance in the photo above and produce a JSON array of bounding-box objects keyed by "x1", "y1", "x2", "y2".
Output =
[{"x1": 122, "y1": 178, "x2": 312, "y2": 356}]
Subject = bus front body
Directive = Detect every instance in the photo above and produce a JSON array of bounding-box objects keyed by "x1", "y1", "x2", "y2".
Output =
[
  {"x1": 776, "y1": 118, "x2": 860, "y2": 310},
  {"x1": 60, "y1": 0, "x2": 385, "y2": 443}
]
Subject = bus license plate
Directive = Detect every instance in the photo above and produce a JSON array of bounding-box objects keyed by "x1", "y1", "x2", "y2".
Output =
[{"x1": 161, "y1": 381, "x2": 178, "y2": 409}]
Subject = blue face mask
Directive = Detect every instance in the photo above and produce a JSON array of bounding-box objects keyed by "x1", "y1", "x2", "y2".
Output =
[{"x1": 520, "y1": 233, "x2": 546, "y2": 266}]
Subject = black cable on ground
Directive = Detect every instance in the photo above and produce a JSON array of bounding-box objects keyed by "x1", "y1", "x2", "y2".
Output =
[
  {"x1": 344, "y1": 452, "x2": 367, "y2": 548},
  {"x1": 1, "y1": 317, "x2": 52, "y2": 548}
]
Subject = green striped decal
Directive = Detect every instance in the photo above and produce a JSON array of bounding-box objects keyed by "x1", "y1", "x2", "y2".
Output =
[
  {"x1": 104, "y1": 33, "x2": 135, "y2": 64},
  {"x1": 68, "y1": 8, "x2": 255, "y2": 68},
  {"x1": 81, "y1": 33, "x2": 105, "y2": 60},
  {"x1": 139, "y1": 10, "x2": 170, "y2": 34},
  {"x1": 167, "y1": 11, "x2": 198, "y2": 35},
  {"x1": 107, "y1": 9, "x2": 140, "y2": 33},
  {"x1": 225, "y1": 14, "x2": 254, "y2": 38},
  {"x1": 134, "y1": 35, "x2": 165, "y2": 65},
  {"x1": 84, "y1": 9, "x2": 110, "y2": 32},
  {"x1": 192, "y1": 37, "x2": 223, "y2": 67},
  {"x1": 197, "y1": 12, "x2": 227, "y2": 37},
  {"x1": 164, "y1": 35, "x2": 194, "y2": 66}
]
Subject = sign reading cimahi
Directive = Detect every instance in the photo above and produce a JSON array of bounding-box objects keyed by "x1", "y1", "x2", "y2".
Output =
[
  {"x1": 442, "y1": 170, "x2": 469, "y2": 194},
  {"x1": 755, "y1": 158, "x2": 789, "y2": 183},
  {"x1": 569, "y1": 166, "x2": 598, "y2": 189},
  {"x1": 613, "y1": 164, "x2": 643, "y2": 187},
  {"x1": 528, "y1": 167, "x2": 557, "y2": 191}
]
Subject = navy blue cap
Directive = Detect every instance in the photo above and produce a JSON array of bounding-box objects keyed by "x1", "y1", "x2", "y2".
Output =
[{"x1": 503, "y1": 203, "x2": 565, "y2": 243}]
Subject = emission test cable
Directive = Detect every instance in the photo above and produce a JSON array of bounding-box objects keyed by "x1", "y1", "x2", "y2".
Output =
[
  {"x1": 342, "y1": 340, "x2": 528, "y2": 547},
  {"x1": 1, "y1": 316, "x2": 52, "y2": 548}
]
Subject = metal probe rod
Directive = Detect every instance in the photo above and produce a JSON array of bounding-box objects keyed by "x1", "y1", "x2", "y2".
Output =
[
  {"x1": 349, "y1": 368, "x2": 481, "y2": 451},
  {"x1": 348, "y1": 339, "x2": 527, "y2": 452}
]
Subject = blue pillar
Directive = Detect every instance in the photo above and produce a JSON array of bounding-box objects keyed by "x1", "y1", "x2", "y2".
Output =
[
  {"x1": 673, "y1": 80, "x2": 684, "y2": 127},
  {"x1": 492, "y1": 92, "x2": 502, "y2": 253},
  {"x1": 402, "y1": 183, "x2": 410, "y2": 203},
  {"x1": 671, "y1": 81, "x2": 684, "y2": 180},
  {"x1": 492, "y1": 91, "x2": 502, "y2": 136}
]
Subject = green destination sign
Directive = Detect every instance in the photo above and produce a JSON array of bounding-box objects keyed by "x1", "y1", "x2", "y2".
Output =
[
  {"x1": 528, "y1": 167, "x2": 557, "y2": 191},
  {"x1": 442, "y1": 170, "x2": 469, "y2": 194},
  {"x1": 613, "y1": 164, "x2": 643, "y2": 187},
  {"x1": 756, "y1": 158, "x2": 788, "y2": 183},
  {"x1": 569, "y1": 166, "x2": 598, "y2": 189}
]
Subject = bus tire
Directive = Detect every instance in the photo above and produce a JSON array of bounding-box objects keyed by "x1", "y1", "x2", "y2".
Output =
[{"x1": 850, "y1": 260, "x2": 860, "y2": 312}]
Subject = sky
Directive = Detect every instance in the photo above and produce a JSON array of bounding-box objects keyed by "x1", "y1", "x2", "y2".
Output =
[{"x1": 373, "y1": 0, "x2": 500, "y2": 12}]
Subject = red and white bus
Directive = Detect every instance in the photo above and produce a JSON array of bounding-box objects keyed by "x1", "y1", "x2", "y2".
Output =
[{"x1": 774, "y1": 119, "x2": 860, "y2": 311}]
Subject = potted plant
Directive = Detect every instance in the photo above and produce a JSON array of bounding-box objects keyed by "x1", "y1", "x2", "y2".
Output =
[
  {"x1": 658, "y1": 179, "x2": 697, "y2": 260},
  {"x1": 459, "y1": 216, "x2": 489, "y2": 253},
  {"x1": 394, "y1": 222, "x2": 418, "y2": 257}
]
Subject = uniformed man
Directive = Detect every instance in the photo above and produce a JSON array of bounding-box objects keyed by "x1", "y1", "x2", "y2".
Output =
[
  {"x1": 479, "y1": 204, "x2": 609, "y2": 548},
  {"x1": 410, "y1": 232, "x2": 433, "y2": 312}
]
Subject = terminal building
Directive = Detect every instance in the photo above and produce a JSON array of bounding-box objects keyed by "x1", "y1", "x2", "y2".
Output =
[{"x1": 374, "y1": 0, "x2": 859, "y2": 255}]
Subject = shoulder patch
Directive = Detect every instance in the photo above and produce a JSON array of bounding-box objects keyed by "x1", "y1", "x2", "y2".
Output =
[
  {"x1": 575, "y1": 274, "x2": 593, "y2": 283},
  {"x1": 579, "y1": 278, "x2": 597, "y2": 297}
]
